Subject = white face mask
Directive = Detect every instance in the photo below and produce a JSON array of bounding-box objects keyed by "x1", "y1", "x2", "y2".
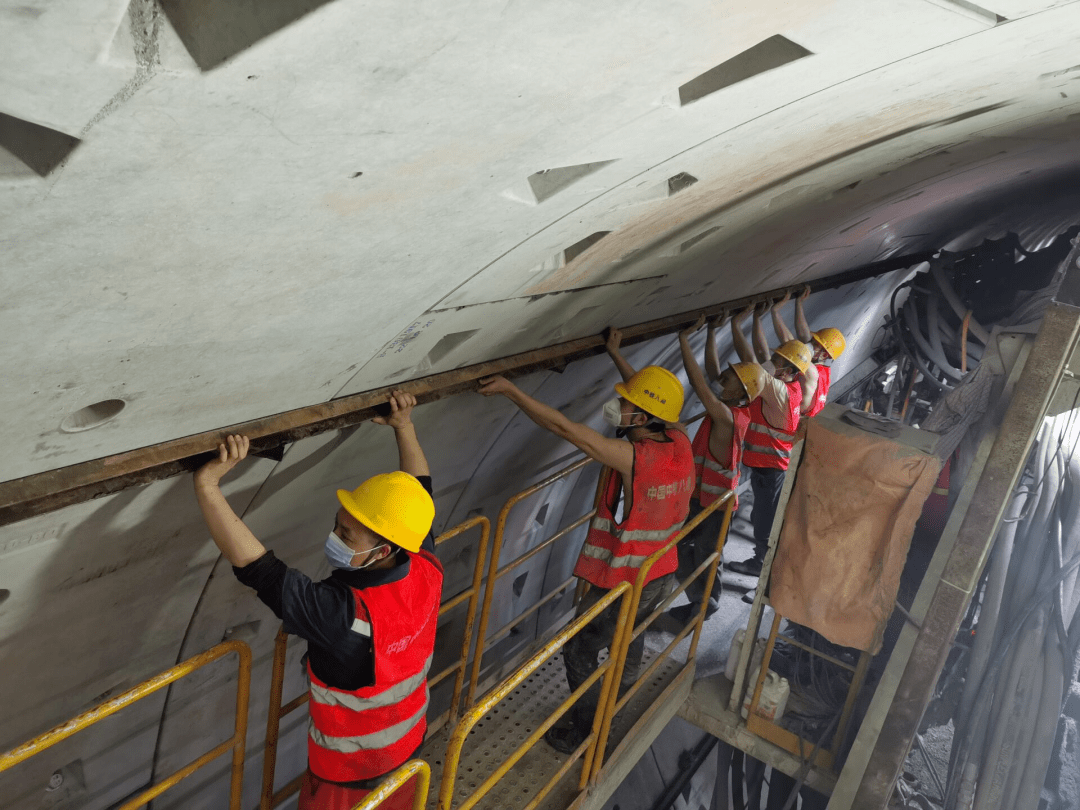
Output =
[{"x1": 602, "y1": 397, "x2": 624, "y2": 428}]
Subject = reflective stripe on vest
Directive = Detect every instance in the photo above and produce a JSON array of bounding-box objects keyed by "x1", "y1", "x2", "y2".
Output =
[
  {"x1": 310, "y1": 654, "x2": 433, "y2": 713},
  {"x1": 574, "y1": 429, "x2": 694, "y2": 590},
  {"x1": 690, "y1": 410, "x2": 749, "y2": 508},
  {"x1": 307, "y1": 550, "x2": 443, "y2": 783},
  {"x1": 308, "y1": 692, "x2": 430, "y2": 754},
  {"x1": 742, "y1": 382, "x2": 800, "y2": 471}
]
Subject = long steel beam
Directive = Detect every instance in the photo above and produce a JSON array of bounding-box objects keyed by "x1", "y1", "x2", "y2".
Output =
[
  {"x1": 0, "y1": 259, "x2": 919, "y2": 527},
  {"x1": 849, "y1": 282, "x2": 1080, "y2": 806}
]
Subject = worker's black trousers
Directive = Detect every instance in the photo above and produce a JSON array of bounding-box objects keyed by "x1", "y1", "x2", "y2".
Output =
[
  {"x1": 563, "y1": 573, "x2": 675, "y2": 729},
  {"x1": 748, "y1": 467, "x2": 786, "y2": 562},
  {"x1": 676, "y1": 497, "x2": 727, "y2": 612}
]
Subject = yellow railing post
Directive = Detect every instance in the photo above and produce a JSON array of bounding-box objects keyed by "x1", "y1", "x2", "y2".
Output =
[
  {"x1": 586, "y1": 490, "x2": 734, "y2": 782},
  {"x1": 0, "y1": 640, "x2": 252, "y2": 810},
  {"x1": 465, "y1": 457, "x2": 597, "y2": 708},
  {"x1": 350, "y1": 759, "x2": 431, "y2": 810},
  {"x1": 439, "y1": 583, "x2": 632, "y2": 810},
  {"x1": 430, "y1": 516, "x2": 491, "y2": 728}
]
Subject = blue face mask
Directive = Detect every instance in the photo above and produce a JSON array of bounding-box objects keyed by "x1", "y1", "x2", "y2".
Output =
[
  {"x1": 325, "y1": 531, "x2": 358, "y2": 569},
  {"x1": 325, "y1": 531, "x2": 388, "y2": 571}
]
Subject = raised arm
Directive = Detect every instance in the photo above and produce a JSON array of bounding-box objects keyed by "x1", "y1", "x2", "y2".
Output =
[
  {"x1": 478, "y1": 375, "x2": 634, "y2": 478},
  {"x1": 679, "y1": 319, "x2": 733, "y2": 438},
  {"x1": 372, "y1": 390, "x2": 430, "y2": 478},
  {"x1": 604, "y1": 326, "x2": 637, "y2": 384},
  {"x1": 193, "y1": 435, "x2": 267, "y2": 567},
  {"x1": 730, "y1": 307, "x2": 757, "y2": 364},
  {"x1": 793, "y1": 286, "x2": 813, "y2": 343},
  {"x1": 771, "y1": 292, "x2": 795, "y2": 344},
  {"x1": 704, "y1": 313, "x2": 729, "y2": 384},
  {"x1": 751, "y1": 302, "x2": 772, "y2": 364}
]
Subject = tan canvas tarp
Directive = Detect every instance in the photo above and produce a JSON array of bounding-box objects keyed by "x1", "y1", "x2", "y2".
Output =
[{"x1": 770, "y1": 419, "x2": 942, "y2": 653}]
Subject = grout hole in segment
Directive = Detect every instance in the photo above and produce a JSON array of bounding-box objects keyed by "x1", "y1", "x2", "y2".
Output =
[
  {"x1": 0, "y1": 113, "x2": 81, "y2": 178},
  {"x1": 60, "y1": 399, "x2": 126, "y2": 433},
  {"x1": 676, "y1": 35, "x2": 812, "y2": 106},
  {"x1": 426, "y1": 330, "x2": 480, "y2": 366},
  {"x1": 563, "y1": 232, "x2": 612, "y2": 264},
  {"x1": 507, "y1": 161, "x2": 618, "y2": 204}
]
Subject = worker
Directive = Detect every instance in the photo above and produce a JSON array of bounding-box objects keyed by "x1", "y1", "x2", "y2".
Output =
[
  {"x1": 725, "y1": 305, "x2": 814, "y2": 580},
  {"x1": 478, "y1": 334, "x2": 694, "y2": 755},
  {"x1": 192, "y1": 391, "x2": 441, "y2": 810},
  {"x1": 669, "y1": 314, "x2": 768, "y2": 622},
  {"x1": 771, "y1": 287, "x2": 846, "y2": 417}
]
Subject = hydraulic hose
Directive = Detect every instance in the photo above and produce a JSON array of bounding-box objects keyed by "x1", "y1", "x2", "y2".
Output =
[
  {"x1": 972, "y1": 607, "x2": 1048, "y2": 810},
  {"x1": 929, "y1": 257, "x2": 990, "y2": 344},
  {"x1": 957, "y1": 487, "x2": 1026, "y2": 726},
  {"x1": 904, "y1": 296, "x2": 965, "y2": 381},
  {"x1": 951, "y1": 546, "x2": 1080, "y2": 809},
  {"x1": 890, "y1": 281, "x2": 951, "y2": 392},
  {"x1": 1011, "y1": 634, "x2": 1066, "y2": 810}
]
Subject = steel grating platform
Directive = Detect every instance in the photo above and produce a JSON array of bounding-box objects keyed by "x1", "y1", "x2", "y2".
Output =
[{"x1": 422, "y1": 649, "x2": 689, "y2": 810}]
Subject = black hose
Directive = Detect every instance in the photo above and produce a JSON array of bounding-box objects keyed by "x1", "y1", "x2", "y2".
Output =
[
  {"x1": 904, "y1": 296, "x2": 965, "y2": 381},
  {"x1": 647, "y1": 733, "x2": 719, "y2": 810},
  {"x1": 890, "y1": 282, "x2": 951, "y2": 392}
]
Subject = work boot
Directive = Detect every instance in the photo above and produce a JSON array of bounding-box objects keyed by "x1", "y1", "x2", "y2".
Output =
[
  {"x1": 543, "y1": 717, "x2": 589, "y2": 755},
  {"x1": 666, "y1": 603, "x2": 718, "y2": 623},
  {"x1": 727, "y1": 557, "x2": 763, "y2": 577}
]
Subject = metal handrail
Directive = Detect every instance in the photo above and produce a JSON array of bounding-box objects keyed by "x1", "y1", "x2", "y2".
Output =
[
  {"x1": 587, "y1": 491, "x2": 735, "y2": 781},
  {"x1": 438, "y1": 582, "x2": 634, "y2": 810},
  {"x1": 260, "y1": 516, "x2": 491, "y2": 810},
  {"x1": 466, "y1": 457, "x2": 602, "y2": 708},
  {"x1": 351, "y1": 759, "x2": 431, "y2": 810},
  {"x1": 0, "y1": 640, "x2": 251, "y2": 810}
]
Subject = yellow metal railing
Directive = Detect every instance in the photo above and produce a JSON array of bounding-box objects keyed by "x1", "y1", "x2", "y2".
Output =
[
  {"x1": 588, "y1": 491, "x2": 734, "y2": 780},
  {"x1": 260, "y1": 628, "x2": 310, "y2": 810},
  {"x1": 466, "y1": 457, "x2": 603, "y2": 708},
  {"x1": 438, "y1": 582, "x2": 633, "y2": 810},
  {"x1": 0, "y1": 640, "x2": 251, "y2": 810},
  {"x1": 351, "y1": 759, "x2": 431, "y2": 810},
  {"x1": 261, "y1": 516, "x2": 491, "y2": 810}
]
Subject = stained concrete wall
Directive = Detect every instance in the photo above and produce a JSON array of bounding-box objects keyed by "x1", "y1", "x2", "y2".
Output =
[{"x1": 4, "y1": 0, "x2": 1080, "y2": 806}]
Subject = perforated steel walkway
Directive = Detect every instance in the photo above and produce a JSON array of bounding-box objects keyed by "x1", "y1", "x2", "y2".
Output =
[{"x1": 422, "y1": 649, "x2": 687, "y2": 810}]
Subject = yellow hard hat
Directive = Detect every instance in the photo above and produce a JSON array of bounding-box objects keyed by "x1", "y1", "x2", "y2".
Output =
[
  {"x1": 812, "y1": 328, "x2": 846, "y2": 360},
  {"x1": 774, "y1": 340, "x2": 813, "y2": 374},
  {"x1": 337, "y1": 471, "x2": 434, "y2": 553},
  {"x1": 615, "y1": 365, "x2": 684, "y2": 423},
  {"x1": 730, "y1": 362, "x2": 768, "y2": 401}
]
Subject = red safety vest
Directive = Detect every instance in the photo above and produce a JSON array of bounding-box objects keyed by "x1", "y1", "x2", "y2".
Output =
[
  {"x1": 742, "y1": 380, "x2": 801, "y2": 471},
  {"x1": 804, "y1": 364, "x2": 831, "y2": 418},
  {"x1": 691, "y1": 407, "x2": 751, "y2": 508},
  {"x1": 307, "y1": 550, "x2": 443, "y2": 783},
  {"x1": 575, "y1": 429, "x2": 695, "y2": 589}
]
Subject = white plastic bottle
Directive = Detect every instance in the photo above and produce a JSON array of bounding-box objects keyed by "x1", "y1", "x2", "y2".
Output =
[{"x1": 741, "y1": 668, "x2": 790, "y2": 722}]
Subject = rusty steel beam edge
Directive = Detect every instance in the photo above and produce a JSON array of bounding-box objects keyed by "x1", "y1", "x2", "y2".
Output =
[
  {"x1": 851, "y1": 298, "x2": 1080, "y2": 809},
  {"x1": 0, "y1": 259, "x2": 920, "y2": 527}
]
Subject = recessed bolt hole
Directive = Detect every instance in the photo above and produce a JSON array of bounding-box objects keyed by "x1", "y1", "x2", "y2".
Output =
[
  {"x1": 60, "y1": 399, "x2": 126, "y2": 433},
  {"x1": 47, "y1": 771, "x2": 63, "y2": 791},
  {"x1": 351, "y1": 171, "x2": 363, "y2": 179}
]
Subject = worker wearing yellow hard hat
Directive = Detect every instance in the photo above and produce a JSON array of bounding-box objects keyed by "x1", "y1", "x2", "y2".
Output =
[
  {"x1": 192, "y1": 391, "x2": 441, "y2": 810},
  {"x1": 672, "y1": 314, "x2": 769, "y2": 623},
  {"x1": 771, "y1": 287, "x2": 847, "y2": 418},
  {"x1": 479, "y1": 326, "x2": 694, "y2": 755},
  {"x1": 724, "y1": 304, "x2": 818, "y2": 583}
]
